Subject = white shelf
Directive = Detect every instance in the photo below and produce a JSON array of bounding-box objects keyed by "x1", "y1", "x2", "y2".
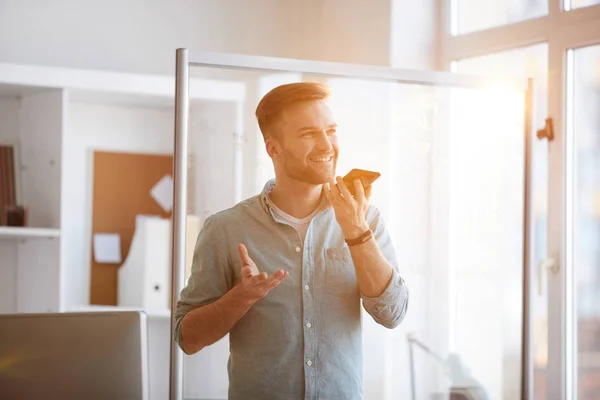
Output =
[
  {"x1": 65, "y1": 305, "x2": 171, "y2": 319},
  {"x1": 0, "y1": 226, "x2": 60, "y2": 239},
  {"x1": 0, "y1": 61, "x2": 239, "y2": 316}
]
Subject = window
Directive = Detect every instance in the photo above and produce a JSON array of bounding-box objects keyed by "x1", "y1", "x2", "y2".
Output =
[
  {"x1": 452, "y1": 0, "x2": 547, "y2": 35},
  {"x1": 454, "y1": 43, "x2": 550, "y2": 400},
  {"x1": 568, "y1": 44, "x2": 600, "y2": 399},
  {"x1": 442, "y1": 0, "x2": 600, "y2": 398},
  {"x1": 566, "y1": 0, "x2": 600, "y2": 10}
]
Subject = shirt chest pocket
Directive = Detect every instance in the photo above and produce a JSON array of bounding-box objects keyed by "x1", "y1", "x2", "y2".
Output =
[{"x1": 324, "y1": 247, "x2": 358, "y2": 297}]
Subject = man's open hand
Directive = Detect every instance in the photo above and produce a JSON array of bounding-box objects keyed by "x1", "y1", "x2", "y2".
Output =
[{"x1": 236, "y1": 243, "x2": 288, "y2": 302}]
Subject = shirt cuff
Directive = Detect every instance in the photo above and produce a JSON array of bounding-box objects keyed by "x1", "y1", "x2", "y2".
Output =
[{"x1": 361, "y1": 268, "x2": 406, "y2": 309}]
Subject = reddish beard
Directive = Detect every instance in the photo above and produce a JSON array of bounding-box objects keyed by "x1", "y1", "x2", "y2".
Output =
[{"x1": 281, "y1": 149, "x2": 337, "y2": 185}]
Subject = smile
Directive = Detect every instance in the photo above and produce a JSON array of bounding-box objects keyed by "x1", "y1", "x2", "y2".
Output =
[{"x1": 309, "y1": 156, "x2": 333, "y2": 162}]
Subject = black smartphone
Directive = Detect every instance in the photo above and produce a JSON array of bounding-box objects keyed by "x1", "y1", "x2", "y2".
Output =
[{"x1": 342, "y1": 168, "x2": 381, "y2": 197}]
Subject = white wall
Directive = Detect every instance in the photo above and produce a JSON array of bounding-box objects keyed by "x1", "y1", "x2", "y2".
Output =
[
  {"x1": 300, "y1": 0, "x2": 392, "y2": 65},
  {"x1": 62, "y1": 100, "x2": 175, "y2": 308},
  {"x1": 189, "y1": 101, "x2": 238, "y2": 217},
  {"x1": 20, "y1": 91, "x2": 65, "y2": 229},
  {"x1": 292, "y1": 0, "x2": 438, "y2": 68},
  {"x1": 0, "y1": 0, "x2": 438, "y2": 72},
  {"x1": 0, "y1": 241, "x2": 17, "y2": 313},
  {"x1": 0, "y1": 97, "x2": 19, "y2": 142},
  {"x1": 0, "y1": 97, "x2": 20, "y2": 313},
  {"x1": 18, "y1": 90, "x2": 64, "y2": 313},
  {"x1": 390, "y1": 0, "x2": 440, "y2": 69},
  {"x1": 0, "y1": 0, "x2": 304, "y2": 75}
]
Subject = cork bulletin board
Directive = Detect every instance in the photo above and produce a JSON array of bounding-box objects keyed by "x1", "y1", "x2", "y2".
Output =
[{"x1": 90, "y1": 151, "x2": 173, "y2": 305}]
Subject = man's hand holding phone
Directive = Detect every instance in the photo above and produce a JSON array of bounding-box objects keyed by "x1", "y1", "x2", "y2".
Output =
[
  {"x1": 342, "y1": 169, "x2": 380, "y2": 200},
  {"x1": 324, "y1": 169, "x2": 381, "y2": 240}
]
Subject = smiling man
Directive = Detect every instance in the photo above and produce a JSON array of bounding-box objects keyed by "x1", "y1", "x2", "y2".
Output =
[{"x1": 174, "y1": 82, "x2": 409, "y2": 400}]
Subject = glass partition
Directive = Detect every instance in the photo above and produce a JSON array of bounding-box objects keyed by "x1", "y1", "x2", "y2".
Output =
[{"x1": 175, "y1": 55, "x2": 530, "y2": 400}]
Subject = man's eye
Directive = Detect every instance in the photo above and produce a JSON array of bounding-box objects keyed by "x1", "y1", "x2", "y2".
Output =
[{"x1": 327, "y1": 129, "x2": 337, "y2": 135}]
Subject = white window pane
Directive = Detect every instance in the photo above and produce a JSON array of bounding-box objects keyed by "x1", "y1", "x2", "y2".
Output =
[
  {"x1": 445, "y1": 84, "x2": 527, "y2": 400},
  {"x1": 453, "y1": 0, "x2": 548, "y2": 35},
  {"x1": 571, "y1": 43, "x2": 600, "y2": 400},
  {"x1": 456, "y1": 44, "x2": 550, "y2": 400},
  {"x1": 567, "y1": 0, "x2": 600, "y2": 9}
]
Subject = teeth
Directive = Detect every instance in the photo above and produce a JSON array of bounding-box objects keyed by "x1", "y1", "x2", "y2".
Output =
[{"x1": 310, "y1": 156, "x2": 332, "y2": 162}]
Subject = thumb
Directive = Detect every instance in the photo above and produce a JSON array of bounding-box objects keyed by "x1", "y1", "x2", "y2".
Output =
[
  {"x1": 238, "y1": 243, "x2": 259, "y2": 277},
  {"x1": 238, "y1": 243, "x2": 252, "y2": 266}
]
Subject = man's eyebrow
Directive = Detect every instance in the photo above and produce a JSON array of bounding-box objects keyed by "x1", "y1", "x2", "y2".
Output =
[{"x1": 297, "y1": 123, "x2": 338, "y2": 133}]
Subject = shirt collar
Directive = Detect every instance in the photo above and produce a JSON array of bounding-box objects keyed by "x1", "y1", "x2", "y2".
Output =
[
  {"x1": 259, "y1": 179, "x2": 277, "y2": 215},
  {"x1": 259, "y1": 179, "x2": 331, "y2": 220}
]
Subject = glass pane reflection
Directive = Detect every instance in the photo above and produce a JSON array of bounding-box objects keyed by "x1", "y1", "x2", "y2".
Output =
[
  {"x1": 180, "y1": 65, "x2": 527, "y2": 399},
  {"x1": 455, "y1": 44, "x2": 549, "y2": 400}
]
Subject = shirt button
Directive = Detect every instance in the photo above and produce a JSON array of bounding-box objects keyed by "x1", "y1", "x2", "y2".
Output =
[
  {"x1": 295, "y1": 246, "x2": 301, "y2": 252},
  {"x1": 306, "y1": 360, "x2": 312, "y2": 366},
  {"x1": 304, "y1": 285, "x2": 310, "y2": 290},
  {"x1": 306, "y1": 322, "x2": 311, "y2": 328}
]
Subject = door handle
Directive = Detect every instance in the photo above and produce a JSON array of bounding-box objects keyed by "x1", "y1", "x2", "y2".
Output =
[{"x1": 538, "y1": 253, "x2": 558, "y2": 296}]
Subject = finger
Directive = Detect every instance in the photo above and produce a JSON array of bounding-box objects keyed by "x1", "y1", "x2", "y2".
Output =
[
  {"x1": 364, "y1": 184, "x2": 372, "y2": 199},
  {"x1": 273, "y1": 269, "x2": 288, "y2": 280},
  {"x1": 267, "y1": 276, "x2": 287, "y2": 290},
  {"x1": 335, "y1": 176, "x2": 354, "y2": 204},
  {"x1": 262, "y1": 270, "x2": 289, "y2": 288},
  {"x1": 248, "y1": 272, "x2": 268, "y2": 284},
  {"x1": 329, "y1": 179, "x2": 342, "y2": 200},
  {"x1": 354, "y1": 179, "x2": 366, "y2": 202},
  {"x1": 237, "y1": 243, "x2": 254, "y2": 267},
  {"x1": 241, "y1": 264, "x2": 254, "y2": 279}
]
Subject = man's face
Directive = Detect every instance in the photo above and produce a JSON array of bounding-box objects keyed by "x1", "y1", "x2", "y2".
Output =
[{"x1": 268, "y1": 100, "x2": 339, "y2": 185}]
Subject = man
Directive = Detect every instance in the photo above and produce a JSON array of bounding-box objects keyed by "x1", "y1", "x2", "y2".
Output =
[{"x1": 174, "y1": 82, "x2": 409, "y2": 399}]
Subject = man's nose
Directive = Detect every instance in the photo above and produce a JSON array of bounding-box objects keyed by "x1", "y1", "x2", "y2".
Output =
[{"x1": 316, "y1": 131, "x2": 333, "y2": 152}]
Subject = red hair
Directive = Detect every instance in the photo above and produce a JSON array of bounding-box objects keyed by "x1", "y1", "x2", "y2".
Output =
[{"x1": 255, "y1": 82, "x2": 331, "y2": 140}]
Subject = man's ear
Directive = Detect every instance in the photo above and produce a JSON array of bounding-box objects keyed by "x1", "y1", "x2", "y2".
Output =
[{"x1": 265, "y1": 137, "x2": 281, "y2": 159}]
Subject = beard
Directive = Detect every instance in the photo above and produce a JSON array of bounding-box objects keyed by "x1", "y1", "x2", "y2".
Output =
[{"x1": 281, "y1": 148, "x2": 338, "y2": 185}]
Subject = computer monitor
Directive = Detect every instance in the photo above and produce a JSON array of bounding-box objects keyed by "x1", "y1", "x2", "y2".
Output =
[{"x1": 0, "y1": 311, "x2": 149, "y2": 400}]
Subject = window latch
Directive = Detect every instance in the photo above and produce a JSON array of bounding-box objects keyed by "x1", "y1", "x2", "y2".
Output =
[
  {"x1": 536, "y1": 117, "x2": 555, "y2": 141},
  {"x1": 538, "y1": 253, "x2": 559, "y2": 296}
]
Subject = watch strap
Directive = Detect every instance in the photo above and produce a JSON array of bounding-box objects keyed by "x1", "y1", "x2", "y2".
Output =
[{"x1": 345, "y1": 229, "x2": 373, "y2": 247}]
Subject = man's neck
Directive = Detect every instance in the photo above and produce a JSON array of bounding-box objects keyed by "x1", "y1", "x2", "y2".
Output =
[{"x1": 268, "y1": 179, "x2": 325, "y2": 220}]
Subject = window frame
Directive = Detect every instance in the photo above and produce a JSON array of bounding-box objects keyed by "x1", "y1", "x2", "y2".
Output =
[{"x1": 439, "y1": 1, "x2": 600, "y2": 399}]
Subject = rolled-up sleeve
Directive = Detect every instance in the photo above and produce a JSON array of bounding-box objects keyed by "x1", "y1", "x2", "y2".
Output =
[
  {"x1": 360, "y1": 206, "x2": 409, "y2": 329},
  {"x1": 174, "y1": 213, "x2": 233, "y2": 351}
]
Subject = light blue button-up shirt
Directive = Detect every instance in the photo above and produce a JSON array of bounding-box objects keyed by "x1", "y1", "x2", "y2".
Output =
[{"x1": 175, "y1": 180, "x2": 409, "y2": 400}]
